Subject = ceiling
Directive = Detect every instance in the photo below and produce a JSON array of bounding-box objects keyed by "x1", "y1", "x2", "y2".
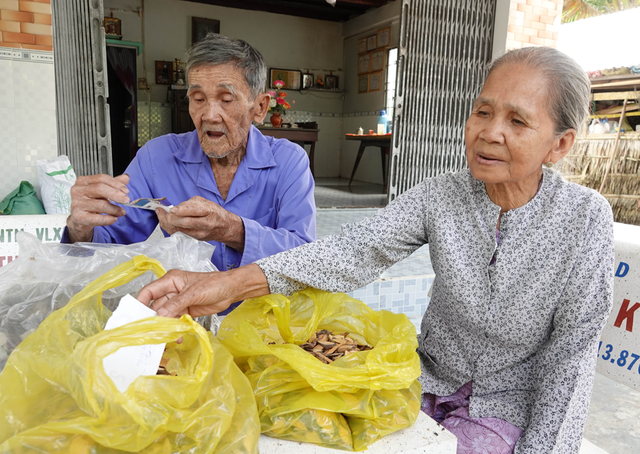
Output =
[{"x1": 186, "y1": 0, "x2": 393, "y2": 22}]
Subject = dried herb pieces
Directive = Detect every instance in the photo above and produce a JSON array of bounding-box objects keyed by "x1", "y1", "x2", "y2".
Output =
[
  {"x1": 299, "y1": 329, "x2": 372, "y2": 364},
  {"x1": 156, "y1": 355, "x2": 177, "y2": 376}
]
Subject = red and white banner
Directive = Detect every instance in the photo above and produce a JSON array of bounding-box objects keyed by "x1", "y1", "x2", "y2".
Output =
[{"x1": 0, "y1": 215, "x2": 67, "y2": 268}]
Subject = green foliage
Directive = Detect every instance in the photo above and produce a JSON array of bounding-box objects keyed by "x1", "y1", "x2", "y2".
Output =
[{"x1": 562, "y1": 0, "x2": 640, "y2": 23}]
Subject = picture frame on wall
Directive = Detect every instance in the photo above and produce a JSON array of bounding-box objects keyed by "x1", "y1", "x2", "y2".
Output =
[
  {"x1": 325, "y1": 74, "x2": 338, "y2": 90},
  {"x1": 155, "y1": 60, "x2": 173, "y2": 85},
  {"x1": 377, "y1": 27, "x2": 391, "y2": 48},
  {"x1": 366, "y1": 35, "x2": 377, "y2": 51},
  {"x1": 302, "y1": 72, "x2": 314, "y2": 89},
  {"x1": 192, "y1": 17, "x2": 220, "y2": 45},
  {"x1": 104, "y1": 17, "x2": 121, "y2": 38},
  {"x1": 371, "y1": 50, "x2": 385, "y2": 72},
  {"x1": 269, "y1": 68, "x2": 302, "y2": 90},
  {"x1": 368, "y1": 72, "x2": 382, "y2": 92},
  {"x1": 358, "y1": 75, "x2": 369, "y2": 94},
  {"x1": 357, "y1": 37, "x2": 367, "y2": 54},
  {"x1": 358, "y1": 53, "x2": 371, "y2": 75}
]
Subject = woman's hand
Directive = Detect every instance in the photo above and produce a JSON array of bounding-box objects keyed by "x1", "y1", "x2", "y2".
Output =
[{"x1": 137, "y1": 264, "x2": 271, "y2": 318}]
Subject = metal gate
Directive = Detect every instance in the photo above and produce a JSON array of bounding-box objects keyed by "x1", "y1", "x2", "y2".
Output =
[
  {"x1": 389, "y1": 0, "x2": 496, "y2": 201},
  {"x1": 52, "y1": 0, "x2": 112, "y2": 176}
]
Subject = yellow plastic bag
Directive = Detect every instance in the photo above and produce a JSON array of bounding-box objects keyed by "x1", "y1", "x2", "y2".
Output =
[
  {"x1": 0, "y1": 256, "x2": 260, "y2": 454},
  {"x1": 218, "y1": 288, "x2": 422, "y2": 452}
]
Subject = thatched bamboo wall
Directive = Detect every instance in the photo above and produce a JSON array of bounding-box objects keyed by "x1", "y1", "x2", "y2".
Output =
[{"x1": 558, "y1": 133, "x2": 640, "y2": 226}]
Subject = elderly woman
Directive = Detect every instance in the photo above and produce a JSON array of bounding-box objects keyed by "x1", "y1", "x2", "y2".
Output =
[{"x1": 139, "y1": 47, "x2": 614, "y2": 454}]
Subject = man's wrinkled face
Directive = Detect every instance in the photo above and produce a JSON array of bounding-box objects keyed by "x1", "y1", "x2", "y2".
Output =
[{"x1": 187, "y1": 63, "x2": 257, "y2": 159}]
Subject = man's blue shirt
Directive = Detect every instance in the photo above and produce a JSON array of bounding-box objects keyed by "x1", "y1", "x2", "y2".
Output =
[{"x1": 64, "y1": 126, "x2": 316, "y2": 278}]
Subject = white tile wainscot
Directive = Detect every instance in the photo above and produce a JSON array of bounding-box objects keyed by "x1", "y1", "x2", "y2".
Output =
[
  {"x1": 347, "y1": 274, "x2": 434, "y2": 334},
  {"x1": 0, "y1": 47, "x2": 58, "y2": 200},
  {"x1": 258, "y1": 411, "x2": 456, "y2": 453}
]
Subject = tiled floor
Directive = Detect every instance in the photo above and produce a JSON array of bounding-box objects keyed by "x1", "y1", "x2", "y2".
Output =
[
  {"x1": 314, "y1": 177, "x2": 387, "y2": 208},
  {"x1": 315, "y1": 205, "x2": 639, "y2": 454}
]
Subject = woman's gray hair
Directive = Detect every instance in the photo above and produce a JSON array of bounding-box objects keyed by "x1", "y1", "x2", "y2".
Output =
[
  {"x1": 185, "y1": 33, "x2": 267, "y2": 100},
  {"x1": 488, "y1": 47, "x2": 591, "y2": 135}
]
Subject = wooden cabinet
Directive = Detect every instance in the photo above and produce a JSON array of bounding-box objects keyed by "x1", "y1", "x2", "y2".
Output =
[
  {"x1": 258, "y1": 126, "x2": 319, "y2": 176},
  {"x1": 168, "y1": 89, "x2": 195, "y2": 134}
]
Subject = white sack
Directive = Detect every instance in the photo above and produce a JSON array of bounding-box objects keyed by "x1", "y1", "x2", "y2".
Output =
[{"x1": 37, "y1": 155, "x2": 76, "y2": 214}]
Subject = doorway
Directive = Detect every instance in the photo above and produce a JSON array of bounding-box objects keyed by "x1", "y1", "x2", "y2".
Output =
[{"x1": 106, "y1": 45, "x2": 138, "y2": 176}]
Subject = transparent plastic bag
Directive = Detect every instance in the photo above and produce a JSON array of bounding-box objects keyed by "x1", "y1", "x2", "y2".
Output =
[
  {"x1": 0, "y1": 256, "x2": 260, "y2": 454},
  {"x1": 0, "y1": 232, "x2": 219, "y2": 371},
  {"x1": 218, "y1": 288, "x2": 422, "y2": 451}
]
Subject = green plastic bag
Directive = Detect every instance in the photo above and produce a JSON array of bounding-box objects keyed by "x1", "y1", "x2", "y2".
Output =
[
  {"x1": 0, "y1": 181, "x2": 46, "y2": 215},
  {"x1": 0, "y1": 256, "x2": 260, "y2": 454},
  {"x1": 218, "y1": 288, "x2": 422, "y2": 452}
]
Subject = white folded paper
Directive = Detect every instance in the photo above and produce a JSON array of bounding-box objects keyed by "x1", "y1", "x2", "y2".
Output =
[{"x1": 102, "y1": 294, "x2": 165, "y2": 393}]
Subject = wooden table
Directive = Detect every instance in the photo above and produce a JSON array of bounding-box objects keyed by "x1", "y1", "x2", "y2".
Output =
[
  {"x1": 345, "y1": 133, "x2": 392, "y2": 189},
  {"x1": 258, "y1": 127, "x2": 319, "y2": 176}
]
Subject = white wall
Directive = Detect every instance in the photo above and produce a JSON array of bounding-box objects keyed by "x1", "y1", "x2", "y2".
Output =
[
  {"x1": 492, "y1": 0, "x2": 511, "y2": 59},
  {"x1": 105, "y1": 0, "x2": 345, "y2": 177},
  {"x1": 340, "y1": 1, "x2": 401, "y2": 184}
]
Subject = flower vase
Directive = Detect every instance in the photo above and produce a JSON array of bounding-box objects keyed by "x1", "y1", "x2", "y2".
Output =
[{"x1": 270, "y1": 113, "x2": 283, "y2": 128}]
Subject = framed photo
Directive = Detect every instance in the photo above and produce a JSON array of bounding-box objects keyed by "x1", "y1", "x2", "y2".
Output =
[
  {"x1": 371, "y1": 50, "x2": 385, "y2": 72},
  {"x1": 325, "y1": 74, "x2": 338, "y2": 90},
  {"x1": 357, "y1": 37, "x2": 367, "y2": 54},
  {"x1": 366, "y1": 35, "x2": 377, "y2": 51},
  {"x1": 269, "y1": 68, "x2": 302, "y2": 90},
  {"x1": 155, "y1": 60, "x2": 173, "y2": 85},
  {"x1": 358, "y1": 53, "x2": 371, "y2": 75},
  {"x1": 358, "y1": 75, "x2": 369, "y2": 94},
  {"x1": 104, "y1": 17, "x2": 121, "y2": 38},
  {"x1": 377, "y1": 27, "x2": 391, "y2": 48},
  {"x1": 302, "y1": 72, "x2": 314, "y2": 89},
  {"x1": 192, "y1": 17, "x2": 220, "y2": 45},
  {"x1": 368, "y1": 72, "x2": 382, "y2": 92}
]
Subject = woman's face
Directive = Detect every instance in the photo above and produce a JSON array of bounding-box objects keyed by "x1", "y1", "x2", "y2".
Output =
[{"x1": 465, "y1": 63, "x2": 563, "y2": 186}]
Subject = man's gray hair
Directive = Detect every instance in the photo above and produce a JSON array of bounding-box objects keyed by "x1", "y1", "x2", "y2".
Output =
[
  {"x1": 185, "y1": 33, "x2": 267, "y2": 99},
  {"x1": 488, "y1": 47, "x2": 590, "y2": 135}
]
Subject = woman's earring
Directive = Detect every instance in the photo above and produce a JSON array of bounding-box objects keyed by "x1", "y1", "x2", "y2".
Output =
[{"x1": 545, "y1": 162, "x2": 554, "y2": 168}]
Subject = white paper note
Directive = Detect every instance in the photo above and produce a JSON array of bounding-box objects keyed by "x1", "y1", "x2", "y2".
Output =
[{"x1": 102, "y1": 294, "x2": 166, "y2": 393}]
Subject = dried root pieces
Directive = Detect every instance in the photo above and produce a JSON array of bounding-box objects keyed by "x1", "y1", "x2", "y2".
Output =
[
  {"x1": 156, "y1": 355, "x2": 177, "y2": 376},
  {"x1": 299, "y1": 329, "x2": 372, "y2": 364}
]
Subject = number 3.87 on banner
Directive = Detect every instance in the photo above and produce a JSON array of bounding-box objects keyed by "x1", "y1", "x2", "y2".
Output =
[{"x1": 599, "y1": 341, "x2": 640, "y2": 373}]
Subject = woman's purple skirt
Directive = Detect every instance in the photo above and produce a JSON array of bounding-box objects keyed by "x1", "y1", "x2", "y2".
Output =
[{"x1": 421, "y1": 382, "x2": 523, "y2": 454}]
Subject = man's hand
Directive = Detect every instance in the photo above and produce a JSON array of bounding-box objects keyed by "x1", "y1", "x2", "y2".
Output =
[
  {"x1": 67, "y1": 174, "x2": 130, "y2": 243},
  {"x1": 156, "y1": 196, "x2": 245, "y2": 251},
  {"x1": 137, "y1": 264, "x2": 270, "y2": 318}
]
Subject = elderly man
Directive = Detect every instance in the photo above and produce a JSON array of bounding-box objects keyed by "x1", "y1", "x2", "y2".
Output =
[{"x1": 63, "y1": 34, "x2": 316, "y2": 313}]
